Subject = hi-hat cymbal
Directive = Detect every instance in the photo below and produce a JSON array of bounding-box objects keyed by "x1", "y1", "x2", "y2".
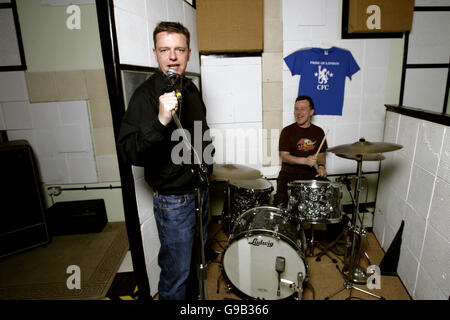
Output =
[
  {"x1": 336, "y1": 153, "x2": 386, "y2": 161},
  {"x1": 327, "y1": 138, "x2": 402, "y2": 155},
  {"x1": 210, "y1": 163, "x2": 262, "y2": 180}
]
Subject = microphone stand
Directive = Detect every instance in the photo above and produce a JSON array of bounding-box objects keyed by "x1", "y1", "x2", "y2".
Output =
[{"x1": 170, "y1": 88, "x2": 209, "y2": 300}]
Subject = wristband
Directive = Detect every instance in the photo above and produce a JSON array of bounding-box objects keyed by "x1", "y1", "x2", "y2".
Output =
[{"x1": 318, "y1": 164, "x2": 325, "y2": 168}]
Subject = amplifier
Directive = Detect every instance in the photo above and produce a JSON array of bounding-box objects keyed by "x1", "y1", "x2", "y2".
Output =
[
  {"x1": 0, "y1": 140, "x2": 50, "y2": 258},
  {"x1": 47, "y1": 199, "x2": 108, "y2": 235}
]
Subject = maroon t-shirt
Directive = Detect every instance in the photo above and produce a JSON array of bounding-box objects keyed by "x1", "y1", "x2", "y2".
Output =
[{"x1": 278, "y1": 123, "x2": 327, "y2": 178}]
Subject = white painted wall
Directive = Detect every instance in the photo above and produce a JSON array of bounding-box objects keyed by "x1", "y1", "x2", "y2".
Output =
[
  {"x1": 0, "y1": 72, "x2": 98, "y2": 185},
  {"x1": 201, "y1": 56, "x2": 263, "y2": 170},
  {"x1": 282, "y1": 0, "x2": 390, "y2": 176},
  {"x1": 114, "y1": 0, "x2": 200, "y2": 73},
  {"x1": 375, "y1": 111, "x2": 449, "y2": 300}
]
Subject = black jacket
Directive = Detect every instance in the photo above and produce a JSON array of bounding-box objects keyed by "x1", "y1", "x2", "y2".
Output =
[{"x1": 117, "y1": 69, "x2": 214, "y2": 193}]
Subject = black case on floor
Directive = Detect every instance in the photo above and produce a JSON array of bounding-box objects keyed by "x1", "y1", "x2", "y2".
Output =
[{"x1": 47, "y1": 199, "x2": 108, "y2": 235}]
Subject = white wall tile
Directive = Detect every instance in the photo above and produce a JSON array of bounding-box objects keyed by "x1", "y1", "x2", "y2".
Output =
[
  {"x1": 383, "y1": 224, "x2": 397, "y2": 252},
  {"x1": 141, "y1": 214, "x2": 161, "y2": 296},
  {"x1": 414, "y1": 120, "x2": 445, "y2": 175},
  {"x1": 113, "y1": 0, "x2": 147, "y2": 17},
  {"x1": 428, "y1": 178, "x2": 450, "y2": 241},
  {"x1": 373, "y1": 208, "x2": 385, "y2": 247},
  {"x1": 362, "y1": 67, "x2": 388, "y2": 96},
  {"x1": 34, "y1": 129, "x2": 58, "y2": 157},
  {"x1": 134, "y1": 177, "x2": 154, "y2": 223},
  {"x1": 132, "y1": 165, "x2": 145, "y2": 180},
  {"x1": 184, "y1": 2, "x2": 200, "y2": 74},
  {"x1": 147, "y1": 258, "x2": 161, "y2": 297},
  {"x1": 415, "y1": 265, "x2": 447, "y2": 300},
  {"x1": 437, "y1": 128, "x2": 449, "y2": 183},
  {"x1": 31, "y1": 102, "x2": 60, "y2": 129},
  {"x1": 402, "y1": 204, "x2": 427, "y2": 259},
  {"x1": 397, "y1": 246, "x2": 419, "y2": 297},
  {"x1": 419, "y1": 223, "x2": 450, "y2": 297},
  {"x1": 2, "y1": 101, "x2": 33, "y2": 129},
  {"x1": 383, "y1": 111, "x2": 400, "y2": 144},
  {"x1": 364, "y1": 39, "x2": 391, "y2": 68},
  {"x1": 66, "y1": 154, "x2": 98, "y2": 183},
  {"x1": 407, "y1": 164, "x2": 435, "y2": 220},
  {"x1": 39, "y1": 157, "x2": 69, "y2": 184},
  {"x1": 0, "y1": 72, "x2": 28, "y2": 102},
  {"x1": 397, "y1": 115, "x2": 419, "y2": 160},
  {"x1": 141, "y1": 215, "x2": 160, "y2": 262},
  {"x1": 391, "y1": 154, "x2": 413, "y2": 201},
  {"x1": 166, "y1": 0, "x2": 184, "y2": 25},
  {"x1": 360, "y1": 95, "x2": 386, "y2": 123},
  {"x1": 359, "y1": 121, "x2": 384, "y2": 142},
  {"x1": 114, "y1": 7, "x2": 150, "y2": 67},
  {"x1": 56, "y1": 124, "x2": 90, "y2": 153},
  {"x1": 340, "y1": 96, "x2": 361, "y2": 123}
]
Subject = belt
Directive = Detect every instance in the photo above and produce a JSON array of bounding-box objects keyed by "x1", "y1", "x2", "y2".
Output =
[{"x1": 154, "y1": 189, "x2": 195, "y2": 196}]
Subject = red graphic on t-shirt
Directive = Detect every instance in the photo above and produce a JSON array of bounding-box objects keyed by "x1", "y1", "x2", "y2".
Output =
[{"x1": 297, "y1": 138, "x2": 316, "y2": 151}]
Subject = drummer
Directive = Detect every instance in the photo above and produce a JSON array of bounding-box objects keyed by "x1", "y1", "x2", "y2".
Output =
[{"x1": 273, "y1": 95, "x2": 328, "y2": 208}]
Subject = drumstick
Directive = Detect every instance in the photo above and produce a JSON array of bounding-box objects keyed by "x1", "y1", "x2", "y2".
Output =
[
  {"x1": 315, "y1": 129, "x2": 329, "y2": 157},
  {"x1": 315, "y1": 130, "x2": 329, "y2": 177}
]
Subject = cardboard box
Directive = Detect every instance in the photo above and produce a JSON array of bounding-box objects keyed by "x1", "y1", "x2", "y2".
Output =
[
  {"x1": 348, "y1": 0, "x2": 414, "y2": 33},
  {"x1": 197, "y1": 0, "x2": 263, "y2": 54}
]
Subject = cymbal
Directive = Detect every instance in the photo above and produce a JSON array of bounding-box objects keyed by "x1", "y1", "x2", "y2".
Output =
[
  {"x1": 327, "y1": 138, "x2": 402, "y2": 155},
  {"x1": 336, "y1": 153, "x2": 386, "y2": 161},
  {"x1": 210, "y1": 163, "x2": 262, "y2": 180}
]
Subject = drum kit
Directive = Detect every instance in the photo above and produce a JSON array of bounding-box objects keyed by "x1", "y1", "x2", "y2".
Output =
[{"x1": 210, "y1": 138, "x2": 402, "y2": 300}]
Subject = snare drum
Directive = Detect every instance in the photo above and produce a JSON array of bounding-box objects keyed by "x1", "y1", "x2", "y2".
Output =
[
  {"x1": 223, "y1": 178, "x2": 273, "y2": 232},
  {"x1": 287, "y1": 180, "x2": 342, "y2": 224},
  {"x1": 222, "y1": 206, "x2": 307, "y2": 300}
]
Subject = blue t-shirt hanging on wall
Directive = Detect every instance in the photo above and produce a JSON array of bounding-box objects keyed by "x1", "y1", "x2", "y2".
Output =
[{"x1": 284, "y1": 47, "x2": 360, "y2": 115}]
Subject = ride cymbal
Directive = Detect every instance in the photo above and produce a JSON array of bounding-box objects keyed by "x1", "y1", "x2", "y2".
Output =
[
  {"x1": 210, "y1": 163, "x2": 262, "y2": 180},
  {"x1": 335, "y1": 153, "x2": 386, "y2": 161},
  {"x1": 327, "y1": 138, "x2": 402, "y2": 155}
]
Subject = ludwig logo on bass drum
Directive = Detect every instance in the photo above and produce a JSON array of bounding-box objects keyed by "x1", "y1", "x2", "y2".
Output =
[{"x1": 248, "y1": 237, "x2": 274, "y2": 248}]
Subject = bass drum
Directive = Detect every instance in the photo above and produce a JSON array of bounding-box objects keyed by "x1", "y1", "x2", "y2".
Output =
[{"x1": 221, "y1": 206, "x2": 307, "y2": 300}]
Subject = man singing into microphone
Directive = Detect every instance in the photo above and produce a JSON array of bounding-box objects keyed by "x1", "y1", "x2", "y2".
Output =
[{"x1": 117, "y1": 21, "x2": 214, "y2": 300}]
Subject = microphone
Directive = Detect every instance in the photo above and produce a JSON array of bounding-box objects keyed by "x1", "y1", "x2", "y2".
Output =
[
  {"x1": 275, "y1": 256, "x2": 286, "y2": 297},
  {"x1": 166, "y1": 68, "x2": 182, "y2": 102}
]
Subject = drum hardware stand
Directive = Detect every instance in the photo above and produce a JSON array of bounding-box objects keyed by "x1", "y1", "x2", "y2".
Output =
[
  {"x1": 325, "y1": 156, "x2": 384, "y2": 300},
  {"x1": 308, "y1": 224, "x2": 338, "y2": 263},
  {"x1": 315, "y1": 176, "x2": 358, "y2": 263}
]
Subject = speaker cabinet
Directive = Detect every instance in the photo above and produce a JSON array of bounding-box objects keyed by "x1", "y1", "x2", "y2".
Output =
[{"x1": 0, "y1": 140, "x2": 50, "y2": 258}]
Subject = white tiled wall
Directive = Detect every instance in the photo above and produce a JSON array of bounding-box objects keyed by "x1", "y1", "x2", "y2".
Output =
[
  {"x1": 282, "y1": 0, "x2": 393, "y2": 176},
  {"x1": 0, "y1": 71, "x2": 98, "y2": 185},
  {"x1": 375, "y1": 111, "x2": 449, "y2": 300},
  {"x1": 114, "y1": 0, "x2": 200, "y2": 73},
  {"x1": 201, "y1": 56, "x2": 263, "y2": 170}
]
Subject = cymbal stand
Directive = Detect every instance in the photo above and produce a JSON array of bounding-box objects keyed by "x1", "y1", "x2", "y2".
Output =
[{"x1": 325, "y1": 156, "x2": 384, "y2": 300}]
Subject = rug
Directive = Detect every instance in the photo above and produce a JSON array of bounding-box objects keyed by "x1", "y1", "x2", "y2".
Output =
[{"x1": 0, "y1": 222, "x2": 128, "y2": 300}]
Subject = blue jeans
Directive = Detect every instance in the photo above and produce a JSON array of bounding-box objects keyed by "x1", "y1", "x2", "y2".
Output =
[{"x1": 153, "y1": 189, "x2": 209, "y2": 300}]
